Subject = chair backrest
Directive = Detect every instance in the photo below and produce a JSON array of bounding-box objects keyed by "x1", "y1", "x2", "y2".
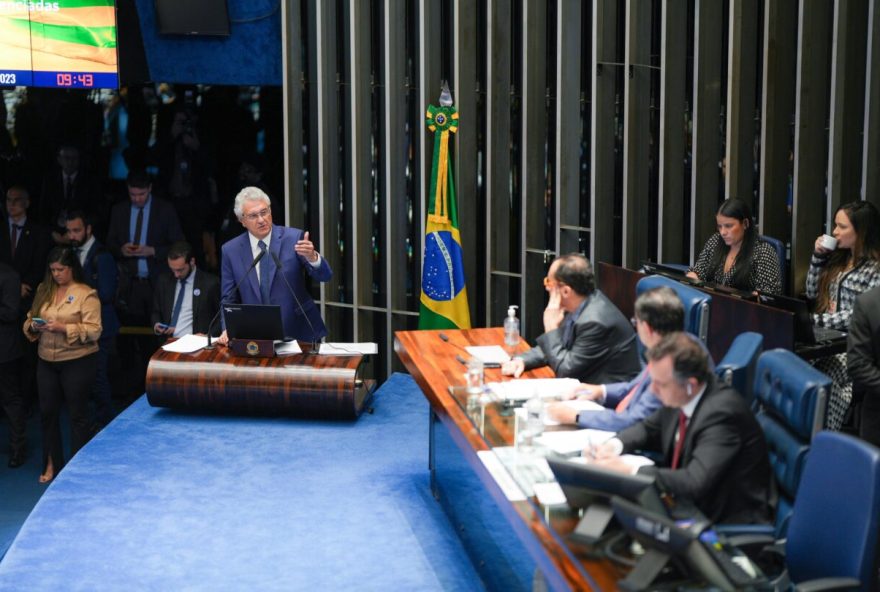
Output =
[
  {"x1": 752, "y1": 349, "x2": 831, "y2": 536},
  {"x1": 785, "y1": 432, "x2": 880, "y2": 589},
  {"x1": 758, "y1": 234, "x2": 786, "y2": 281},
  {"x1": 715, "y1": 332, "x2": 763, "y2": 403},
  {"x1": 635, "y1": 275, "x2": 711, "y2": 342}
]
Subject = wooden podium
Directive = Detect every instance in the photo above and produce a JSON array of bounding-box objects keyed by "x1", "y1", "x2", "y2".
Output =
[{"x1": 146, "y1": 342, "x2": 374, "y2": 419}]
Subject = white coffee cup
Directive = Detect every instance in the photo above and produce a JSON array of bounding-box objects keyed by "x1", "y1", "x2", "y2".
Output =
[{"x1": 820, "y1": 234, "x2": 838, "y2": 250}]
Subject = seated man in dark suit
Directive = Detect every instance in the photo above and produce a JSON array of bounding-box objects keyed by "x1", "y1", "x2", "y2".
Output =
[
  {"x1": 587, "y1": 332, "x2": 774, "y2": 524},
  {"x1": 152, "y1": 241, "x2": 220, "y2": 341},
  {"x1": 546, "y1": 286, "x2": 683, "y2": 431},
  {"x1": 501, "y1": 253, "x2": 640, "y2": 384}
]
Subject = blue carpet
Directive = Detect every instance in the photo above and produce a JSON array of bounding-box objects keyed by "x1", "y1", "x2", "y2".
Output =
[
  {"x1": 0, "y1": 373, "x2": 483, "y2": 591},
  {"x1": 0, "y1": 413, "x2": 46, "y2": 561}
]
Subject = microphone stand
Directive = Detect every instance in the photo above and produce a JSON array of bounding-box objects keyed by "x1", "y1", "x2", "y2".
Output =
[
  {"x1": 204, "y1": 249, "x2": 267, "y2": 350},
  {"x1": 269, "y1": 249, "x2": 321, "y2": 355}
]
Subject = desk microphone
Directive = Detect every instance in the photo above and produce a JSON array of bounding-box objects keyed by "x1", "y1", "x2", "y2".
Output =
[
  {"x1": 205, "y1": 248, "x2": 266, "y2": 350},
  {"x1": 439, "y1": 333, "x2": 500, "y2": 367},
  {"x1": 268, "y1": 249, "x2": 321, "y2": 354}
]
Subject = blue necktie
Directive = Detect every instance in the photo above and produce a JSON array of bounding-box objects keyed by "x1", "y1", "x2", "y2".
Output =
[
  {"x1": 561, "y1": 314, "x2": 576, "y2": 347},
  {"x1": 258, "y1": 240, "x2": 271, "y2": 304},
  {"x1": 170, "y1": 278, "x2": 186, "y2": 328}
]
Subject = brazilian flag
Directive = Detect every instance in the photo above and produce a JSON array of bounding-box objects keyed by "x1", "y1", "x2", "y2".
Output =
[{"x1": 418, "y1": 100, "x2": 471, "y2": 330}]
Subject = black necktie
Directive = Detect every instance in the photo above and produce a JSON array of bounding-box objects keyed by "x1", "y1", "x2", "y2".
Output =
[
  {"x1": 133, "y1": 207, "x2": 144, "y2": 245},
  {"x1": 10, "y1": 224, "x2": 21, "y2": 259},
  {"x1": 170, "y1": 278, "x2": 187, "y2": 329},
  {"x1": 65, "y1": 177, "x2": 72, "y2": 202}
]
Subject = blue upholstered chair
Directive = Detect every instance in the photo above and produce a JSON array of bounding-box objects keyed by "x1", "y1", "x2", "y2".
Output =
[
  {"x1": 635, "y1": 275, "x2": 711, "y2": 342},
  {"x1": 737, "y1": 432, "x2": 880, "y2": 591},
  {"x1": 750, "y1": 349, "x2": 830, "y2": 537},
  {"x1": 759, "y1": 235, "x2": 786, "y2": 280},
  {"x1": 782, "y1": 432, "x2": 880, "y2": 590},
  {"x1": 715, "y1": 332, "x2": 763, "y2": 404}
]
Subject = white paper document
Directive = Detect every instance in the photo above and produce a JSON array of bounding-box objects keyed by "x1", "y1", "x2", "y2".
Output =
[
  {"x1": 161, "y1": 334, "x2": 209, "y2": 353},
  {"x1": 569, "y1": 454, "x2": 656, "y2": 470},
  {"x1": 318, "y1": 342, "x2": 378, "y2": 355},
  {"x1": 534, "y1": 428, "x2": 617, "y2": 456},
  {"x1": 274, "y1": 341, "x2": 303, "y2": 355},
  {"x1": 515, "y1": 399, "x2": 605, "y2": 426},
  {"x1": 476, "y1": 450, "x2": 527, "y2": 502},
  {"x1": 464, "y1": 345, "x2": 510, "y2": 365},
  {"x1": 533, "y1": 481, "x2": 568, "y2": 506},
  {"x1": 486, "y1": 378, "x2": 581, "y2": 402}
]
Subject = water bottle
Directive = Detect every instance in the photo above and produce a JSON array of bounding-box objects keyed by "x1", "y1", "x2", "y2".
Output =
[
  {"x1": 504, "y1": 305, "x2": 520, "y2": 349},
  {"x1": 525, "y1": 391, "x2": 544, "y2": 443}
]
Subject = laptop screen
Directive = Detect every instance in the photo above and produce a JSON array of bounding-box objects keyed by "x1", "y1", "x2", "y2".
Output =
[{"x1": 222, "y1": 304, "x2": 284, "y2": 341}]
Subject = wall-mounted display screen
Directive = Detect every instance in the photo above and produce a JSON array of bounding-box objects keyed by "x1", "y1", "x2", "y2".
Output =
[{"x1": 0, "y1": 0, "x2": 118, "y2": 88}]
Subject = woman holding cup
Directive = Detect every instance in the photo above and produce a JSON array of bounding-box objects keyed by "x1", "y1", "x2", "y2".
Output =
[{"x1": 806, "y1": 200, "x2": 880, "y2": 429}]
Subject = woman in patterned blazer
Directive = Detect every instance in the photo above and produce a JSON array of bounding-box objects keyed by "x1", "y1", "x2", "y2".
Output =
[{"x1": 807, "y1": 200, "x2": 880, "y2": 430}]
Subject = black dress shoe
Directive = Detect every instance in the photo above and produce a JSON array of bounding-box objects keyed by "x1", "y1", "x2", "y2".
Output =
[{"x1": 8, "y1": 452, "x2": 26, "y2": 468}]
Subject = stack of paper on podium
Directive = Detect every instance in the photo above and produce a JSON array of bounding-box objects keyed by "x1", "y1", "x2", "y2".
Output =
[
  {"x1": 515, "y1": 399, "x2": 605, "y2": 426},
  {"x1": 464, "y1": 345, "x2": 510, "y2": 365},
  {"x1": 318, "y1": 343, "x2": 378, "y2": 355},
  {"x1": 486, "y1": 378, "x2": 581, "y2": 402}
]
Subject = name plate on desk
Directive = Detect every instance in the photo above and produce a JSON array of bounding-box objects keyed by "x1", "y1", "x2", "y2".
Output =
[{"x1": 230, "y1": 338, "x2": 275, "y2": 358}]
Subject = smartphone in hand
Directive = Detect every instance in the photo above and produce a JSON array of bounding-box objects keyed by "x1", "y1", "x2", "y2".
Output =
[{"x1": 32, "y1": 317, "x2": 47, "y2": 327}]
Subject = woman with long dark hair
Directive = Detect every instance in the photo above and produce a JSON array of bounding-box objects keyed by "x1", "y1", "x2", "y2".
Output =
[
  {"x1": 806, "y1": 200, "x2": 880, "y2": 430},
  {"x1": 23, "y1": 247, "x2": 101, "y2": 483},
  {"x1": 687, "y1": 198, "x2": 782, "y2": 294}
]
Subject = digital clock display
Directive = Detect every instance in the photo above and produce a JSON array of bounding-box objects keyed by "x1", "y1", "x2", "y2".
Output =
[{"x1": 0, "y1": 1, "x2": 119, "y2": 89}]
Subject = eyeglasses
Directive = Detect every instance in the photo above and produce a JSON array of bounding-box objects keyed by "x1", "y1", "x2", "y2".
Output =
[{"x1": 244, "y1": 208, "x2": 271, "y2": 222}]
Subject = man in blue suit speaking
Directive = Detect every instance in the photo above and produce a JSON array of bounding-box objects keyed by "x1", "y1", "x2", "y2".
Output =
[{"x1": 217, "y1": 186, "x2": 332, "y2": 344}]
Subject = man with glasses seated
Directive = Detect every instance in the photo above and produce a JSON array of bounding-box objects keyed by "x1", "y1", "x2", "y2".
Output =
[
  {"x1": 546, "y1": 286, "x2": 683, "y2": 431},
  {"x1": 217, "y1": 186, "x2": 332, "y2": 344},
  {"x1": 501, "y1": 253, "x2": 640, "y2": 383}
]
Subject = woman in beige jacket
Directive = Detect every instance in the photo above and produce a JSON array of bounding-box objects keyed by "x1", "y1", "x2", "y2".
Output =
[{"x1": 24, "y1": 247, "x2": 101, "y2": 483}]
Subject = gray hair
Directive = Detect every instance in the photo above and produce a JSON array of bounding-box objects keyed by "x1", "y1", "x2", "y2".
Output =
[{"x1": 233, "y1": 186, "x2": 272, "y2": 219}]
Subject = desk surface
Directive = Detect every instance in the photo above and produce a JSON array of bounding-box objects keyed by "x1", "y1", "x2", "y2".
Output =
[{"x1": 395, "y1": 328, "x2": 624, "y2": 591}]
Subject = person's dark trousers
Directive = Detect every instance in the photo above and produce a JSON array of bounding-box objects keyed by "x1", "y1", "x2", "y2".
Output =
[
  {"x1": 20, "y1": 339, "x2": 38, "y2": 414},
  {"x1": 118, "y1": 277, "x2": 154, "y2": 399},
  {"x1": 0, "y1": 358, "x2": 26, "y2": 460},
  {"x1": 92, "y1": 334, "x2": 115, "y2": 428},
  {"x1": 37, "y1": 353, "x2": 98, "y2": 473}
]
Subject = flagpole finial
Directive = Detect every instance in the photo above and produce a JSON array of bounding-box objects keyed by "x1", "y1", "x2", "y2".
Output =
[{"x1": 439, "y1": 80, "x2": 453, "y2": 106}]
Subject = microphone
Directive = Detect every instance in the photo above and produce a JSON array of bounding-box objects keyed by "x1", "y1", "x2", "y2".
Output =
[
  {"x1": 205, "y1": 248, "x2": 266, "y2": 349},
  {"x1": 268, "y1": 249, "x2": 321, "y2": 354},
  {"x1": 439, "y1": 333, "x2": 500, "y2": 367}
]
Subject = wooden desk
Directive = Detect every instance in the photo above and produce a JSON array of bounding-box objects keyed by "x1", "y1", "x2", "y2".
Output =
[
  {"x1": 595, "y1": 262, "x2": 830, "y2": 362},
  {"x1": 146, "y1": 344, "x2": 374, "y2": 419},
  {"x1": 395, "y1": 328, "x2": 623, "y2": 591}
]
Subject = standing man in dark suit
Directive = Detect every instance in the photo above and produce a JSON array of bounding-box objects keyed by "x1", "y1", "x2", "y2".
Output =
[
  {"x1": 39, "y1": 145, "x2": 102, "y2": 244},
  {"x1": 501, "y1": 253, "x2": 640, "y2": 384},
  {"x1": 0, "y1": 262, "x2": 26, "y2": 467},
  {"x1": 218, "y1": 186, "x2": 331, "y2": 343},
  {"x1": 152, "y1": 241, "x2": 220, "y2": 341},
  {"x1": 66, "y1": 210, "x2": 119, "y2": 428},
  {"x1": 1, "y1": 186, "x2": 54, "y2": 309},
  {"x1": 1, "y1": 185, "x2": 53, "y2": 415},
  {"x1": 587, "y1": 332, "x2": 774, "y2": 524},
  {"x1": 847, "y1": 285, "x2": 880, "y2": 447},
  {"x1": 105, "y1": 170, "x2": 185, "y2": 323},
  {"x1": 105, "y1": 170, "x2": 183, "y2": 396}
]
